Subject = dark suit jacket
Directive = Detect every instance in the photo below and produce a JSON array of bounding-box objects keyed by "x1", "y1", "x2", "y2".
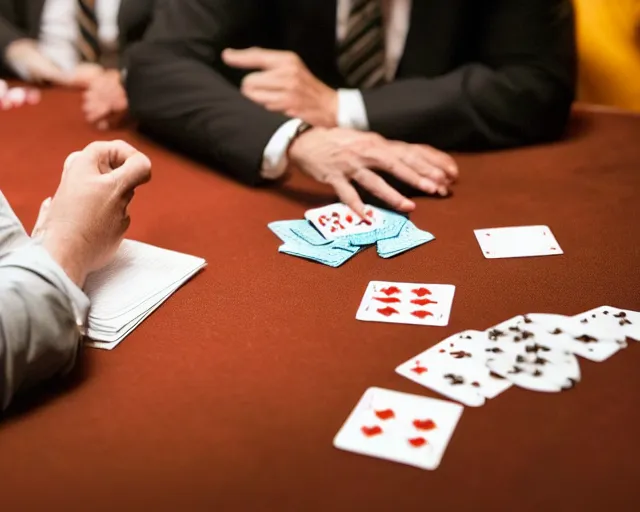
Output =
[
  {"x1": 0, "y1": 0, "x2": 156, "y2": 73},
  {"x1": 125, "y1": 0, "x2": 577, "y2": 186}
]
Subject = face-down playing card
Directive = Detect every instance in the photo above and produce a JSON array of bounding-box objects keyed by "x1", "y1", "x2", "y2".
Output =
[
  {"x1": 356, "y1": 282, "x2": 456, "y2": 326},
  {"x1": 396, "y1": 330, "x2": 512, "y2": 407},
  {"x1": 333, "y1": 387, "x2": 464, "y2": 470}
]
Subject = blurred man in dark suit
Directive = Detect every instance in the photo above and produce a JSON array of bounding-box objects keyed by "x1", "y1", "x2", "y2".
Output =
[
  {"x1": 0, "y1": 0, "x2": 156, "y2": 127},
  {"x1": 126, "y1": 0, "x2": 576, "y2": 215}
]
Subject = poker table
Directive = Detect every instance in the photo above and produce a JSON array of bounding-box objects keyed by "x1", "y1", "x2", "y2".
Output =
[{"x1": 1, "y1": 89, "x2": 640, "y2": 511}]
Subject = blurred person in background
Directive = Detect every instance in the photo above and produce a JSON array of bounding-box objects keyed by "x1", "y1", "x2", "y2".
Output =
[
  {"x1": 0, "y1": 0, "x2": 156, "y2": 127},
  {"x1": 125, "y1": 0, "x2": 576, "y2": 217}
]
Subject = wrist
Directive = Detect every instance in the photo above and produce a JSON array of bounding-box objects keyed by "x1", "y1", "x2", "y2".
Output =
[
  {"x1": 322, "y1": 89, "x2": 339, "y2": 128},
  {"x1": 41, "y1": 231, "x2": 90, "y2": 287}
]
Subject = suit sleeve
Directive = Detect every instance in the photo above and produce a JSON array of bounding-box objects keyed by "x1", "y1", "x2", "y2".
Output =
[
  {"x1": 361, "y1": 0, "x2": 577, "y2": 149},
  {"x1": 0, "y1": 194, "x2": 89, "y2": 411},
  {"x1": 0, "y1": 0, "x2": 27, "y2": 68},
  {"x1": 125, "y1": 0, "x2": 289, "y2": 185}
]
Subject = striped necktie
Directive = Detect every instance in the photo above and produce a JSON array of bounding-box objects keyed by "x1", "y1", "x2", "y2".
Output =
[
  {"x1": 338, "y1": 0, "x2": 387, "y2": 89},
  {"x1": 76, "y1": 0, "x2": 101, "y2": 63}
]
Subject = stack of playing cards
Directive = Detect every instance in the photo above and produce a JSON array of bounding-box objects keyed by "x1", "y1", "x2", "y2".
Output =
[
  {"x1": 395, "y1": 306, "x2": 639, "y2": 407},
  {"x1": 268, "y1": 203, "x2": 434, "y2": 267},
  {"x1": 83, "y1": 240, "x2": 206, "y2": 349}
]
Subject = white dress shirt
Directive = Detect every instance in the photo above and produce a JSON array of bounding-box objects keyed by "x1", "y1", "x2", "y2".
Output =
[
  {"x1": 38, "y1": 0, "x2": 122, "y2": 73},
  {"x1": 262, "y1": 0, "x2": 412, "y2": 179},
  {"x1": 0, "y1": 191, "x2": 89, "y2": 410}
]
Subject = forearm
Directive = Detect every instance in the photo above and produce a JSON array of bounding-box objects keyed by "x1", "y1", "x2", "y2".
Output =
[
  {"x1": 0, "y1": 244, "x2": 89, "y2": 410},
  {"x1": 362, "y1": 63, "x2": 575, "y2": 150},
  {"x1": 126, "y1": 43, "x2": 288, "y2": 185}
]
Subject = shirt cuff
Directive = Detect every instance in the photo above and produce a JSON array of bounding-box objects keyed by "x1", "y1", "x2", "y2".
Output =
[
  {"x1": 260, "y1": 118, "x2": 304, "y2": 180},
  {"x1": 337, "y1": 89, "x2": 370, "y2": 130},
  {"x1": 0, "y1": 243, "x2": 90, "y2": 335}
]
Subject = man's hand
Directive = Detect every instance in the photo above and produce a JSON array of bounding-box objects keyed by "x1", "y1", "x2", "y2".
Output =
[
  {"x1": 4, "y1": 39, "x2": 70, "y2": 85},
  {"x1": 70, "y1": 63, "x2": 105, "y2": 89},
  {"x1": 222, "y1": 48, "x2": 338, "y2": 127},
  {"x1": 287, "y1": 128, "x2": 459, "y2": 217},
  {"x1": 34, "y1": 141, "x2": 152, "y2": 286},
  {"x1": 82, "y1": 70, "x2": 129, "y2": 129}
]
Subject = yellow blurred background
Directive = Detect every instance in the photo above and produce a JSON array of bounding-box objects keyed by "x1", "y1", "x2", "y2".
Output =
[{"x1": 575, "y1": 0, "x2": 640, "y2": 112}]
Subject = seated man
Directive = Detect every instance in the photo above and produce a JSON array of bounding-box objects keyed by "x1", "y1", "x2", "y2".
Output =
[
  {"x1": 125, "y1": 0, "x2": 576, "y2": 216},
  {"x1": 0, "y1": 140, "x2": 151, "y2": 410},
  {"x1": 0, "y1": 0, "x2": 155, "y2": 127}
]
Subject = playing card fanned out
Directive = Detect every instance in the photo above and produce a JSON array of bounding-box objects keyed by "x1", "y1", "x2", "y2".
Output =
[
  {"x1": 333, "y1": 387, "x2": 464, "y2": 470},
  {"x1": 395, "y1": 305, "x2": 639, "y2": 405},
  {"x1": 268, "y1": 203, "x2": 435, "y2": 267}
]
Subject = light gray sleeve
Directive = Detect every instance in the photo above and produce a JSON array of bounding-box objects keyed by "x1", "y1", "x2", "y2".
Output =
[{"x1": 0, "y1": 193, "x2": 90, "y2": 410}]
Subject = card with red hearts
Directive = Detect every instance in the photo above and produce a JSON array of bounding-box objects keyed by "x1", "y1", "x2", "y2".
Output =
[
  {"x1": 333, "y1": 387, "x2": 464, "y2": 470},
  {"x1": 355, "y1": 281, "x2": 456, "y2": 326}
]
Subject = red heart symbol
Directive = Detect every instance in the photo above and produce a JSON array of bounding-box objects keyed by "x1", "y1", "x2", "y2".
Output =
[
  {"x1": 408, "y1": 437, "x2": 427, "y2": 448},
  {"x1": 375, "y1": 409, "x2": 395, "y2": 421},
  {"x1": 413, "y1": 419, "x2": 436, "y2": 431},
  {"x1": 361, "y1": 425, "x2": 383, "y2": 437}
]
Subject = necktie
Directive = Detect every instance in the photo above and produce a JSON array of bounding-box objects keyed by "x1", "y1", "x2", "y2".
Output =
[
  {"x1": 76, "y1": 0, "x2": 101, "y2": 63},
  {"x1": 338, "y1": 0, "x2": 387, "y2": 88}
]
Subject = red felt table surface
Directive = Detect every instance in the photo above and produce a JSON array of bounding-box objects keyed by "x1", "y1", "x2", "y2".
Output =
[{"x1": 1, "y1": 89, "x2": 639, "y2": 511}]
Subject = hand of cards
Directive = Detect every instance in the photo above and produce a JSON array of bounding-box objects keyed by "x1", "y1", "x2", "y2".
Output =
[{"x1": 268, "y1": 203, "x2": 434, "y2": 267}]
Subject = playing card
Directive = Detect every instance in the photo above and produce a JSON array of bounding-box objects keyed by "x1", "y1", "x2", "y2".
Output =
[
  {"x1": 356, "y1": 282, "x2": 456, "y2": 326},
  {"x1": 305, "y1": 203, "x2": 381, "y2": 241},
  {"x1": 574, "y1": 306, "x2": 640, "y2": 342},
  {"x1": 347, "y1": 208, "x2": 407, "y2": 246},
  {"x1": 377, "y1": 221, "x2": 435, "y2": 258},
  {"x1": 493, "y1": 313, "x2": 624, "y2": 362},
  {"x1": 279, "y1": 243, "x2": 360, "y2": 268},
  {"x1": 395, "y1": 330, "x2": 512, "y2": 407},
  {"x1": 483, "y1": 327, "x2": 581, "y2": 392},
  {"x1": 333, "y1": 387, "x2": 464, "y2": 470},
  {"x1": 474, "y1": 225, "x2": 563, "y2": 259}
]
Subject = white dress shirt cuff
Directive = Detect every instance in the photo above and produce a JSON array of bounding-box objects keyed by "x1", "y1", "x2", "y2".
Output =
[
  {"x1": 260, "y1": 118, "x2": 304, "y2": 180},
  {"x1": 0, "y1": 243, "x2": 90, "y2": 335},
  {"x1": 337, "y1": 89, "x2": 370, "y2": 130}
]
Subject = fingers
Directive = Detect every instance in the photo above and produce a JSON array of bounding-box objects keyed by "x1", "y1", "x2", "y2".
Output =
[
  {"x1": 352, "y1": 168, "x2": 415, "y2": 213},
  {"x1": 222, "y1": 47, "x2": 298, "y2": 70},
  {"x1": 110, "y1": 150, "x2": 152, "y2": 191},
  {"x1": 241, "y1": 88, "x2": 286, "y2": 111},
  {"x1": 66, "y1": 141, "x2": 151, "y2": 191},
  {"x1": 63, "y1": 151, "x2": 81, "y2": 172},
  {"x1": 361, "y1": 146, "x2": 442, "y2": 195},
  {"x1": 329, "y1": 177, "x2": 368, "y2": 219},
  {"x1": 415, "y1": 145, "x2": 459, "y2": 182}
]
